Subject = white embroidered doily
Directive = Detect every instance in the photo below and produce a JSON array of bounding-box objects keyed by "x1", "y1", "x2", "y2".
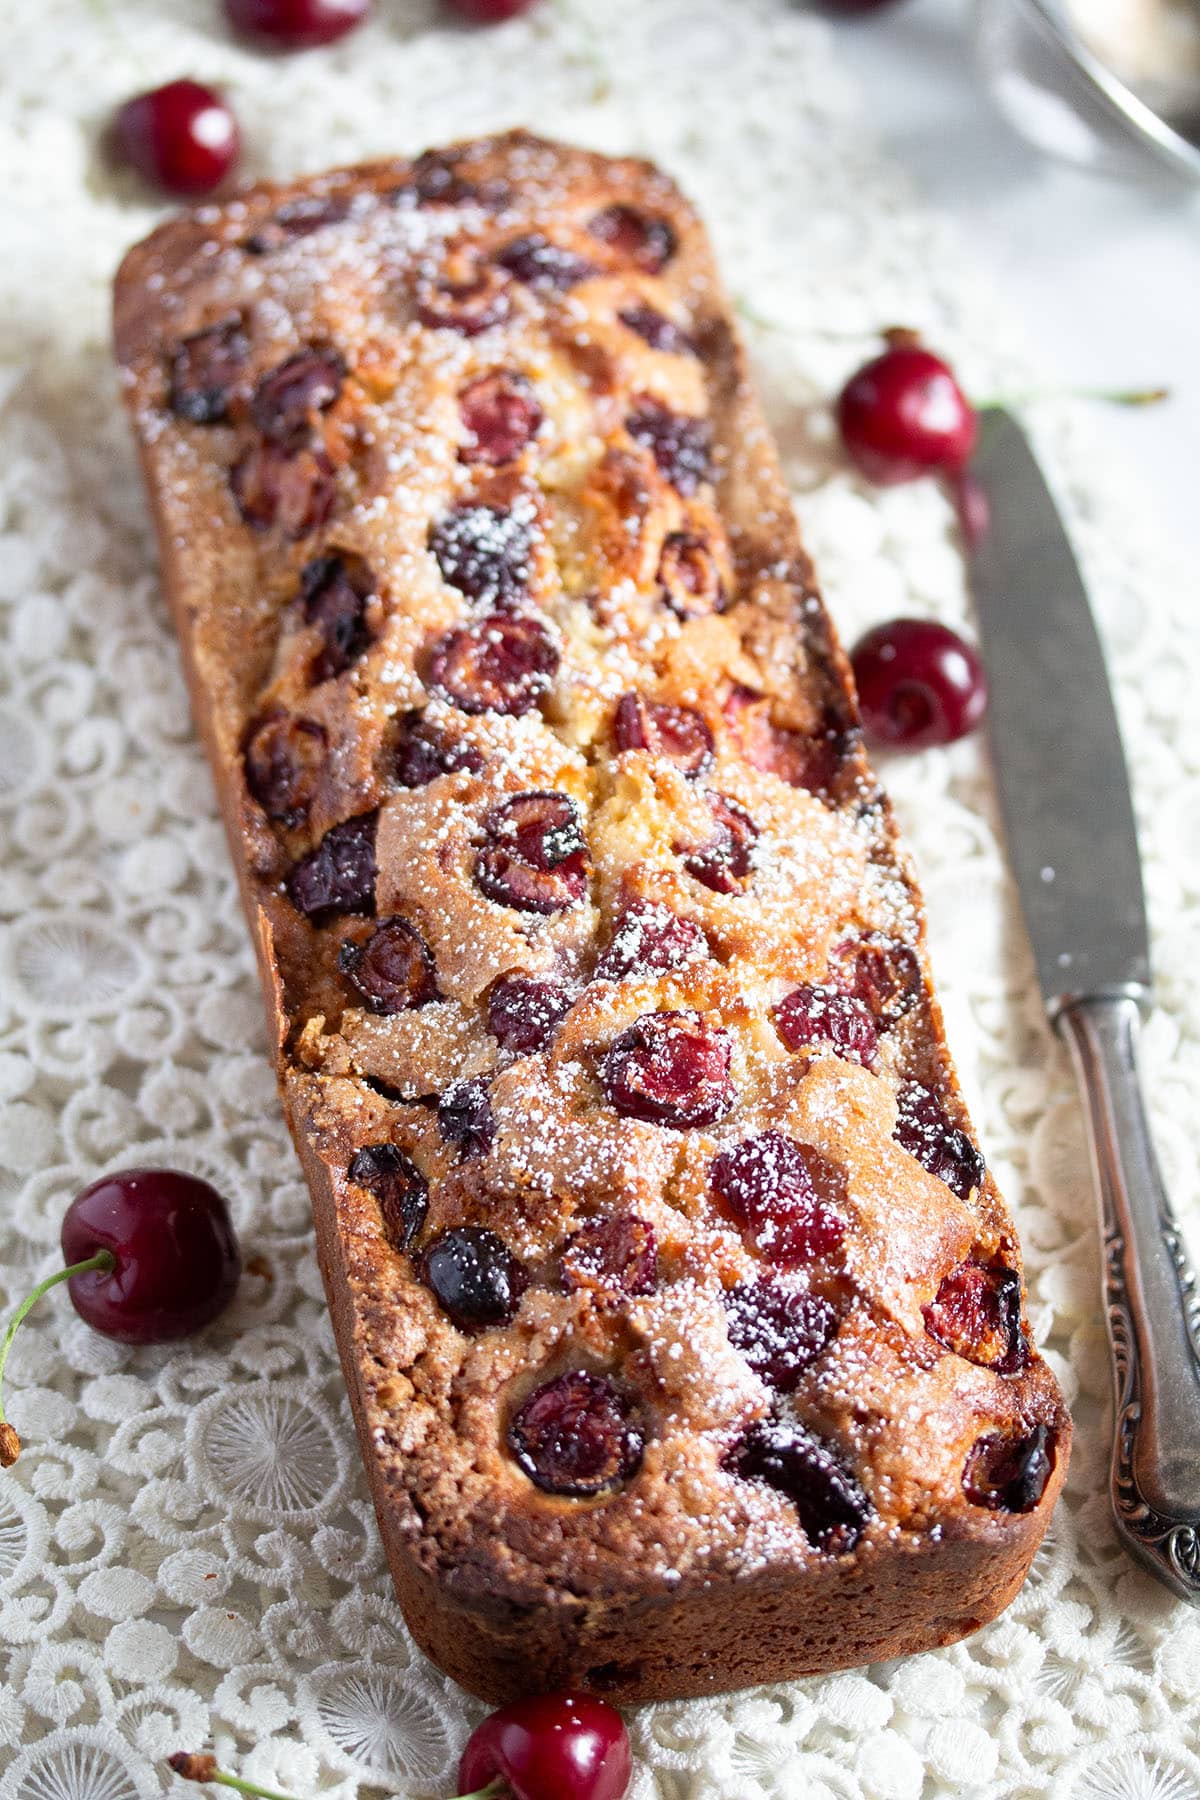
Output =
[{"x1": 1, "y1": 2, "x2": 1198, "y2": 1796}]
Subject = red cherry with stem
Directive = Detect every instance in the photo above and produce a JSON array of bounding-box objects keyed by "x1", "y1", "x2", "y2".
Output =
[
  {"x1": 837, "y1": 339, "x2": 976, "y2": 485},
  {"x1": 851, "y1": 618, "x2": 988, "y2": 750},
  {"x1": 457, "y1": 1691, "x2": 632, "y2": 1800},
  {"x1": 111, "y1": 81, "x2": 240, "y2": 198},
  {"x1": 0, "y1": 1169, "x2": 240, "y2": 1466},
  {"x1": 447, "y1": 0, "x2": 539, "y2": 19},
  {"x1": 224, "y1": 0, "x2": 371, "y2": 48}
]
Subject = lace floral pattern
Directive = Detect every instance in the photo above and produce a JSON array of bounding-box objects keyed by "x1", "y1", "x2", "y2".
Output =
[{"x1": 1, "y1": 1, "x2": 1198, "y2": 1795}]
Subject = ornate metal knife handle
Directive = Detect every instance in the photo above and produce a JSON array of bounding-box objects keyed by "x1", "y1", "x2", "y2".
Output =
[{"x1": 1054, "y1": 990, "x2": 1200, "y2": 1602}]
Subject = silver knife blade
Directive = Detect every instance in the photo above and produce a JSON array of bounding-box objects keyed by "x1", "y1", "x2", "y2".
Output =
[{"x1": 968, "y1": 407, "x2": 1151, "y2": 1013}]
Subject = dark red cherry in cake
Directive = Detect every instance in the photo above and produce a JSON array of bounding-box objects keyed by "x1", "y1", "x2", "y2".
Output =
[
  {"x1": 925, "y1": 1259, "x2": 1029, "y2": 1373},
  {"x1": 561, "y1": 1216, "x2": 658, "y2": 1305},
  {"x1": 590, "y1": 203, "x2": 677, "y2": 274},
  {"x1": 676, "y1": 793, "x2": 759, "y2": 895},
  {"x1": 596, "y1": 900, "x2": 707, "y2": 982},
  {"x1": 963, "y1": 1423, "x2": 1055, "y2": 1513},
  {"x1": 613, "y1": 693, "x2": 714, "y2": 779},
  {"x1": 727, "y1": 1417, "x2": 870, "y2": 1553},
  {"x1": 602, "y1": 1010, "x2": 734, "y2": 1129},
  {"x1": 476, "y1": 792, "x2": 589, "y2": 914},
  {"x1": 459, "y1": 371, "x2": 543, "y2": 466},
  {"x1": 423, "y1": 1228, "x2": 527, "y2": 1332},
  {"x1": 723, "y1": 1279, "x2": 838, "y2": 1392},
  {"x1": 509, "y1": 1371, "x2": 644, "y2": 1497},
  {"x1": 711, "y1": 1131, "x2": 847, "y2": 1265},
  {"x1": 447, "y1": 0, "x2": 540, "y2": 21},
  {"x1": 286, "y1": 811, "x2": 378, "y2": 918},
  {"x1": 489, "y1": 974, "x2": 570, "y2": 1053},
  {"x1": 111, "y1": 81, "x2": 240, "y2": 198},
  {"x1": 457, "y1": 1691, "x2": 632, "y2": 1800},
  {"x1": 894, "y1": 1082, "x2": 986, "y2": 1201},
  {"x1": 338, "y1": 917, "x2": 438, "y2": 1014},
  {"x1": 851, "y1": 618, "x2": 987, "y2": 750},
  {"x1": 225, "y1": 0, "x2": 371, "y2": 47},
  {"x1": 774, "y1": 983, "x2": 878, "y2": 1066},
  {"x1": 837, "y1": 339, "x2": 977, "y2": 484},
  {"x1": 348, "y1": 1144, "x2": 428, "y2": 1250},
  {"x1": 428, "y1": 614, "x2": 558, "y2": 716}
]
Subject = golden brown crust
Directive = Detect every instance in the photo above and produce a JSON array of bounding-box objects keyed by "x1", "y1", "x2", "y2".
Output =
[{"x1": 114, "y1": 130, "x2": 1069, "y2": 1704}]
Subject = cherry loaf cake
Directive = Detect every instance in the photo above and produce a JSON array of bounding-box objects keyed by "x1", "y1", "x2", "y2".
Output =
[{"x1": 113, "y1": 131, "x2": 1069, "y2": 1703}]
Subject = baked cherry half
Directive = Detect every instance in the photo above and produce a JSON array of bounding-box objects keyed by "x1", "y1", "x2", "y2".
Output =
[
  {"x1": 851, "y1": 618, "x2": 987, "y2": 750},
  {"x1": 509, "y1": 1370, "x2": 644, "y2": 1497},
  {"x1": 727, "y1": 1417, "x2": 871, "y2": 1553},
  {"x1": 0, "y1": 1169, "x2": 241, "y2": 1464},
  {"x1": 675, "y1": 793, "x2": 759, "y2": 895},
  {"x1": 300, "y1": 551, "x2": 378, "y2": 682},
  {"x1": 429, "y1": 502, "x2": 535, "y2": 609},
  {"x1": 589, "y1": 203, "x2": 677, "y2": 273},
  {"x1": 657, "y1": 530, "x2": 725, "y2": 619},
  {"x1": 338, "y1": 917, "x2": 439, "y2": 1014},
  {"x1": 561, "y1": 1216, "x2": 658, "y2": 1305},
  {"x1": 230, "y1": 441, "x2": 337, "y2": 538},
  {"x1": 774, "y1": 983, "x2": 878, "y2": 1067},
  {"x1": 438, "y1": 1077, "x2": 496, "y2": 1159},
  {"x1": 963, "y1": 1423, "x2": 1055, "y2": 1513},
  {"x1": 836, "y1": 340, "x2": 977, "y2": 484},
  {"x1": 392, "y1": 712, "x2": 484, "y2": 787},
  {"x1": 244, "y1": 714, "x2": 326, "y2": 826},
  {"x1": 723, "y1": 1279, "x2": 839, "y2": 1392},
  {"x1": 251, "y1": 348, "x2": 346, "y2": 451},
  {"x1": 602, "y1": 1010, "x2": 734, "y2": 1129},
  {"x1": 422, "y1": 1227, "x2": 527, "y2": 1332},
  {"x1": 427, "y1": 614, "x2": 559, "y2": 716},
  {"x1": 495, "y1": 233, "x2": 596, "y2": 292},
  {"x1": 476, "y1": 792, "x2": 589, "y2": 915},
  {"x1": 830, "y1": 933, "x2": 922, "y2": 1028},
  {"x1": 457, "y1": 1692, "x2": 633, "y2": 1800},
  {"x1": 711, "y1": 1132, "x2": 848, "y2": 1265},
  {"x1": 285, "y1": 811, "x2": 378, "y2": 919},
  {"x1": 924, "y1": 1259, "x2": 1030, "y2": 1374},
  {"x1": 627, "y1": 399, "x2": 714, "y2": 497},
  {"x1": 169, "y1": 318, "x2": 249, "y2": 424},
  {"x1": 459, "y1": 370, "x2": 543, "y2": 466},
  {"x1": 111, "y1": 80, "x2": 240, "y2": 198},
  {"x1": 488, "y1": 973, "x2": 570, "y2": 1053},
  {"x1": 595, "y1": 899, "x2": 707, "y2": 982},
  {"x1": 613, "y1": 693, "x2": 714, "y2": 780},
  {"x1": 894, "y1": 1082, "x2": 986, "y2": 1201},
  {"x1": 348, "y1": 1144, "x2": 428, "y2": 1250}
]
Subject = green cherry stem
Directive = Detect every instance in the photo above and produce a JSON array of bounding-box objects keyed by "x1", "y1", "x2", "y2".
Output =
[
  {"x1": 167, "y1": 1756, "x2": 301, "y2": 1800},
  {"x1": 454, "y1": 1785, "x2": 509, "y2": 1800},
  {"x1": 973, "y1": 385, "x2": 1170, "y2": 409},
  {"x1": 0, "y1": 1250, "x2": 116, "y2": 1467}
]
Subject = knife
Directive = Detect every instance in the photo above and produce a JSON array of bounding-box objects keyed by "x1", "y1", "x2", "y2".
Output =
[{"x1": 968, "y1": 407, "x2": 1200, "y2": 1604}]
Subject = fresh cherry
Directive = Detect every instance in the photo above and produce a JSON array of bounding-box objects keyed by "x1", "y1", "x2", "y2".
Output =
[
  {"x1": 225, "y1": 0, "x2": 371, "y2": 47},
  {"x1": 169, "y1": 1692, "x2": 634, "y2": 1800},
  {"x1": 446, "y1": 0, "x2": 540, "y2": 20},
  {"x1": 836, "y1": 339, "x2": 976, "y2": 484},
  {"x1": 458, "y1": 1691, "x2": 632, "y2": 1800},
  {"x1": 111, "y1": 80, "x2": 240, "y2": 198},
  {"x1": 851, "y1": 618, "x2": 988, "y2": 750},
  {"x1": 0, "y1": 1169, "x2": 241, "y2": 1465}
]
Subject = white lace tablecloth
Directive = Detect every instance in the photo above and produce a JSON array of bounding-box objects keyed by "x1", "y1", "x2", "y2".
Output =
[{"x1": 2, "y1": 2, "x2": 1199, "y2": 1796}]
